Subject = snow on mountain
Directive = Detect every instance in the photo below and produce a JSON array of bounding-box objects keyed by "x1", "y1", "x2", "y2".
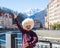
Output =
[{"x1": 25, "y1": 8, "x2": 41, "y2": 16}]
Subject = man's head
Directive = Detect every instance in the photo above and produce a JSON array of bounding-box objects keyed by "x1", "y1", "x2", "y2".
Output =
[{"x1": 22, "y1": 18, "x2": 34, "y2": 31}]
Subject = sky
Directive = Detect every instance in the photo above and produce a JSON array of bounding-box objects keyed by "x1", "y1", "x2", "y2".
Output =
[{"x1": 0, "y1": 0, "x2": 50, "y2": 13}]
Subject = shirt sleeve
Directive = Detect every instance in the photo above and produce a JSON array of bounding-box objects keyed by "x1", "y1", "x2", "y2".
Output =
[
  {"x1": 14, "y1": 18, "x2": 24, "y2": 33},
  {"x1": 28, "y1": 32, "x2": 38, "y2": 46}
]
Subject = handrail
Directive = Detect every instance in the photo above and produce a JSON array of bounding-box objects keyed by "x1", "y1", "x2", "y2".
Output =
[{"x1": 0, "y1": 39, "x2": 6, "y2": 42}]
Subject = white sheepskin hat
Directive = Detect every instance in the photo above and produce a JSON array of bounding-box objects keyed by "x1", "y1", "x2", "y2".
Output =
[{"x1": 22, "y1": 18, "x2": 34, "y2": 30}]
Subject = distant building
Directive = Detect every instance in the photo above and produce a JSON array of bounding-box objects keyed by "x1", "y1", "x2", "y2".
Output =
[
  {"x1": 0, "y1": 13, "x2": 13, "y2": 28},
  {"x1": 4, "y1": 13, "x2": 12, "y2": 28},
  {"x1": 34, "y1": 19, "x2": 41, "y2": 29},
  {"x1": 45, "y1": 16, "x2": 49, "y2": 29},
  {"x1": 0, "y1": 16, "x2": 3, "y2": 26},
  {"x1": 45, "y1": 0, "x2": 60, "y2": 29}
]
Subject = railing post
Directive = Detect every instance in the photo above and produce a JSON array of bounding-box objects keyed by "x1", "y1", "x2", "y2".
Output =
[
  {"x1": 11, "y1": 33, "x2": 17, "y2": 48},
  {"x1": 37, "y1": 44, "x2": 39, "y2": 48},
  {"x1": 50, "y1": 42, "x2": 52, "y2": 48},
  {"x1": 0, "y1": 45, "x2": 1, "y2": 48},
  {"x1": 0, "y1": 41, "x2": 1, "y2": 48},
  {"x1": 6, "y1": 33, "x2": 17, "y2": 48},
  {"x1": 6, "y1": 33, "x2": 11, "y2": 48}
]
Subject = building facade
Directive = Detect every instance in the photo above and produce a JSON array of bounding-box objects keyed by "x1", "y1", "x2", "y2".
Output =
[
  {"x1": 0, "y1": 13, "x2": 13, "y2": 28},
  {"x1": 34, "y1": 19, "x2": 40, "y2": 29},
  {"x1": 45, "y1": 0, "x2": 60, "y2": 29}
]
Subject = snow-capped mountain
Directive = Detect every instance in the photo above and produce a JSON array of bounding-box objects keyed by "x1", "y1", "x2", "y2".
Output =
[
  {"x1": 0, "y1": 7, "x2": 46, "y2": 27},
  {"x1": 25, "y1": 8, "x2": 40, "y2": 16},
  {"x1": 30, "y1": 9, "x2": 47, "y2": 27},
  {"x1": 0, "y1": 7, "x2": 15, "y2": 14}
]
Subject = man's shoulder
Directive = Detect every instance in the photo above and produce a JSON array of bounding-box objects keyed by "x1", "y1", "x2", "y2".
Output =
[{"x1": 30, "y1": 30, "x2": 37, "y2": 35}]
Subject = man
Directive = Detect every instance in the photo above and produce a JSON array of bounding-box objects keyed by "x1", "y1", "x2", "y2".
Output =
[{"x1": 14, "y1": 13, "x2": 38, "y2": 48}]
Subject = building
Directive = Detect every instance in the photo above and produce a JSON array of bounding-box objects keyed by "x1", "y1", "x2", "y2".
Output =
[
  {"x1": 0, "y1": 13, "x2": 13, "y2": 28},
  {"x1": 45, "y1": 0, "x2": 60, "y2": 29},
  {"x1": 45, "y1": 16, "x2": 49, "y2": 29},
  {"x1": 0, "y1": 14, "x2": 4, "y2": 26},
  {"x1": 34, "y1": 19, "x2": 41, "y2": 29},
  {"x1": 3, "y1": 13, "x2": 13, "y2": 28}
]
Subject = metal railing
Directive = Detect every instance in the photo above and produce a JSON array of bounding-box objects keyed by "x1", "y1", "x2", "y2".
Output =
[
  {"x1": 0, "y1": 33, "x2": 60, "y2": 48},
  {"x1": 15, "y1": 38, "x2": 22, "y2": 48},
  {"x1": 0, "y1": 39, "x2": 6, "y2": 48}
]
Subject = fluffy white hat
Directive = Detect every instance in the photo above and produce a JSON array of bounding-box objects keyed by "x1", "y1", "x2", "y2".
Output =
[{"x1": 22, "y1": 18, "x2": 34, "y2": 30}]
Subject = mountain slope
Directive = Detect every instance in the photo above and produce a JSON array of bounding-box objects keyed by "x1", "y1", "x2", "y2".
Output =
[{"x1": 30, "y1": 9, "x2": 46, "y2": 27}]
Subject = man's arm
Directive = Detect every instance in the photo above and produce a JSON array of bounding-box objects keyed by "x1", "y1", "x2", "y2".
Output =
[
  {"x1": 28, "y1": 32, "x2": 38, "y2": 46},
  {"x1": 14, "y1": 13, "x2": 24, "y2": 32}
]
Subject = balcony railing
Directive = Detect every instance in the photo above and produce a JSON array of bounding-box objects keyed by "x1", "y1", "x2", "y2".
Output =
[{"x1": 0, "y1": 32, "x2": 60, "y2": 48}]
